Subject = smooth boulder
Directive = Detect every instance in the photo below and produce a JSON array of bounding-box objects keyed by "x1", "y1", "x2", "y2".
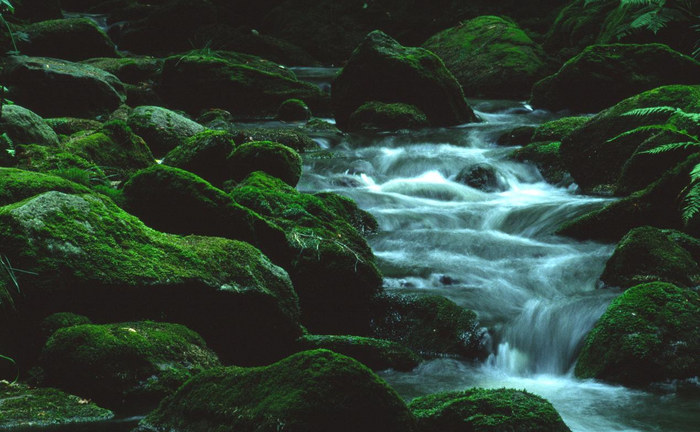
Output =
[{"x1": 127, "y1": 105, "x2": 205, "y2": 157}]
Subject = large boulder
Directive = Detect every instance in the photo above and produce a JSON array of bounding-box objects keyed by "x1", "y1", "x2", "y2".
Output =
[
  {"x1": 600, "y1": 226, "x2": 700, "y2": 289},
  {"x1": 531, "y1": 44, "x2": 700, "y2": 113},
  {"x1": 157, "y1": 50, "x2": 328, "y2": 118},
  {"x1": 575, "y1": 282, "x2": 700, "y2": 386},
  {"x1": 136, "y1": 349, "x2": 418, "y2": 432},
  {"x1": 422, "y1": 15, "x2": 550, "y2": 98},
  {"x1": 0, "y1": 104, "x2": 59, "y2": 147},
  {"x1": 332, "y1": 30, "x2": 477, "y2": 130},
  {"x1": 41, "y1": 321, "x2": 221, "y2": 408},
  {"x1": 127, "y1": 106, "x2": 205, "y2": 157},
  {"x1": 228, "y1": 141, "x2": 303, "y2": 186},
  {"x1": 0, "y1": 191, "x2": 302, "y2": 365},
  {"x1": 0, "y1": 56, "x2": 126, "y2": 118},
  {"x1": 162, "y1": 129, "x2": 238, "y2": 187},
  {"x1": 410, "y1": 388, "x2": 571, "y2": 432}
]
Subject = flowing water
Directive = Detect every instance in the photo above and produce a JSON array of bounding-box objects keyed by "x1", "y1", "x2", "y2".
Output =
[{"x1": 296, "y1": 95, "x2": 700, "y2": 431}]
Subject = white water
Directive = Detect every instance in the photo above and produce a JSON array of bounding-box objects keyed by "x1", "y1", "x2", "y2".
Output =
[{"x1": 298, "y1": 100, "x2": 700, "y2": 431}]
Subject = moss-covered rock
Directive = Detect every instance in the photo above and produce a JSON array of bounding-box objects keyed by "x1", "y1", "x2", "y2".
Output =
[
  {"x1": 0, "y1": 56, "x2": 126, "y2": 118},
  {"x1": 61, "y1": 120, "x2": 155, "y2": 181},
  {"x1": 370, "y1": 294, "x2": 485, "y2": 358},
  {"x1": 347, "y1": 101, "x2": 429, "y2": 131},
  {"x1": 11, "y1": 145, "x2": 108, "y2": 186},
  {"x1": 575, "y1": 282, "x2": 700, "y2": 386},
  {"x1": 599, "y1": 226, "x2": 700, "y2": 289},
  {"x1": 41, "y1": 321, "x2": 221, "y2": 408},
  {"x1": 230, "y1": 127, "x2": 318, "y2": 152},
  {"x1": 296, "y1": 334, "x2": 421, "y2": 371},
  {"x1": 0, "y1": 382, "x2": 113, "y2": 429},
  {"x1": 409, "y1": 387, "x2": 571, "y2": 432},
  {"x1": 127, "y1": 105, "x2": 205, "y2": 157},
  {"x1": 510, "y1": 141, "x2": 569, "y2": 185},
  {"x1": 0, "y1": 104, "x2": 59, "y2": 148},
  {"x1": 81, "y1": 56, "x2": 163, "y2": 85},
  {"x1": 162, "y1": 129, "x2": 237, "y2": 186},
  {"x1": 157, "y1": 50, "x2": 328, "y2": 118},
  {"x1": 0, "y1": 191, "x2": 302, "y2": 365},
  {"x1": 137, "y1": 349, "x2": 418, "y2": 432},
  {"x1": 278, "y1": 98, "x2": 312, "y2": 121},
  {"x1": 531, "y1": 44, "x2": 700, "y2": 113},
  {"x1": 314, "y1": 191, "x2": 379, "y2": 236},
  {"x1": 559, "y1": 85, "x2": 700, "y2": 194},
  {"x1": 496, "y1": 125, "x2": 535, "y2": 146},
  {"x1": 423, "y1": 15, "x2": 550, "y2": 98},
  {"x1": 123, "y1": 164, "x2": 290, "y2": 265},
  {"x1": 40, "y1": 312, "x2": 92, "y2": 340},
  {"x1": 230, "y1": 171, "x2": 382, "y2": 334},
  {"x1": 7, "y1": 18, "x2": 117, "y2": 61},
  {"x1": 531, "y1": 116, "x2": 590, "y2": 142},
  {"x1": 332, "y1": 30, "x2": 477, "y2": 130},
  {"x1": 228, "y1": 141, "x2": 303, "y2": 186},
  {"x1": 0, "y1": 168, "x2": 91, "y2": 206},
  {"x1": 45, "y1": 117, "x2": 103, "y2": 136}
]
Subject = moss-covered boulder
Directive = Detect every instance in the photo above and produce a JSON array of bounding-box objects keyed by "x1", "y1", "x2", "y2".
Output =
[
  {"x1": 157, "y1": 50, "x2": 328, "y2": 118},
  {"x1": 81, "y1": 56, "x2": 163, "y2": 85},
  {"x1": 127, "y1": 105, "x2": 205, "y2": 157},
  {"x1": 332, "y1": 30, "x2": 477, "y2": 130},
  {"x1": 0, "y1": 168, "x2": 90, "y2": 206},
  {"x1": 532, "y1": 116, "x2": 590, "y2": 142},
  {"x1": 531, "y1": 44, "x2": 700, "y2": 113},
  {"x1": 0, "y1": 382, "x2": 113, "y2": 429},
  {"x1": 409, "y1": 388, "x2": 571, "y2": 432},
  {"x1": 10, "y1": 145, "x2": 108, "y2": 186},
  {"x1": 347, "y1": 101, "x2": 429, "y2": 131},
  {"x1": 228, "y1": 141, "x2": 302, "y2": 186},
  {"x1": 61, "y1": 120, "x2": 155, "y2": 180},
  {"x1": 45, "y1": 117, "x2": 103, "y2": 136},
  {"x1": 123, "y1": 164, "x2": 290, "y2": 265},
  {"x1": 0, "y1": 104, "x2": 59, "y2": 147},
  {"x1": 0, "y1": 56, "x2": 126, "y2": 118},
  {"x1": 278, "y1": 98, "x2": 312, "y2": 121},
  {"x1": 422, "y1": 15, "x2": 550, "y2": 98},
  {"x1": 41, "y1": 321, "x2": 221, "y2": 408},
  {"x1": 314, "y1": 191, "x2": 379, "y2": 236},
  {"x1": 162, "y1": 129, "x2": 237, "y2": 186},
  {"x1": 230, "y1": 171, "x2": 382, "y2": 334},
  {"x1": 137, "y1": 349, "x2": 418, "y2": 432},
  {"x1": 600, "y1": 226, "x2": 700, "y2": 289},
  {"x1": 370, "y1": 294, "x2": 485, "y2": 358},
  {"x1": 510, "y1": 141, "x2": 569, "y2": 185},
  {"x1": 0, "y1": 191, "x2": 302, "y2": 365},
  {"x1": 40, "y1": 312, "x2": 92, "y2": 340},
  {"x1": 559, "y1": 85, "x2": 700, "y2": 194},
  {"x1": 230, "y1": 127, "x2": 318, "y2": 152},
  {"x1": 296, "y1": 334, "x2": 421, "y2": 371},
  {"x1": 7, "y1": 18, "x2": 117, "y2": 61},
  {"x1": 575, "y1": 282, "x2": 700, "y2": 386}
]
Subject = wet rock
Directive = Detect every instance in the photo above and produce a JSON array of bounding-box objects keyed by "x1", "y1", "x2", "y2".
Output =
[
  {"x1": 496, "y1": 126, "x2": 534, "y2": 146},
  {"x1": 278, "y1": 98, "x2": 312, "y2": 122},
  {"x1": 455, "y1": 163, "x2": 506, "y2": 192},
  {"x1": 510, "y1": 141, "x2": 569, "y2": 185}
]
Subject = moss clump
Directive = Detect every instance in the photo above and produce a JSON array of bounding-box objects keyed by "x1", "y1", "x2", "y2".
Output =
[
  {"x1": 0, "y1": 167, "x2": 91, "y2": 206},
  {"x1": 162, "y1": 129, "x2": 237, "y2": 186},
  {"x1": 531, "y1": 116, "x2": 590, "y2": 142},
  {"x1": 40, "y1": 312, "x2": 92, "y2": 340},
  {"x1": 347, "y1": 101, "x2": 429, "y2": 131},
  {"x1": 0, "y1": 190, "x2": 301, "y2": 364},
  {"x1": 41, "y1": 321, "x2": 221, "y2": 408},
  {"x1": 332, "y1": 30, "x2": 477, "y2": 130},
  {"x1": 510, "y1": 141, "x2": 569, "y2": 185},
  {"x1": 45, "y1": 117, "x2": 103, "y2": 136},
  {"x1": 278, "y1": 98, "x2": 312, "y2": 122},
  {"x1": 296, "y1": 334, "x2": 421, "y2": 371},
  {"x1": 230, "y1": 127, "x2": 318, "y2": 152},
  {"x1": 370, "y1": 294, "x2": 485, "y2": 358},
  {"x1": 0, "y1": 382, "x2": 113, "y2": 429},
  {"x1": 81, "y1": 56, "x2": 163, "y2": 84},
  {"x1": 229, "y1": 141, "x2": 303, "y2": 186},
  {"x1": 600, "y1": 226, "x2": 700, "y2": 289},
  {"x1": 314, "y1": 191, "x2": 378, "y2": 236},
  {"x1": 409, "y1": 387, "x2": 571, "y2": 432},
  {"x1": 230, "y1": 171, "x2": 382, "y2": 334},
  {"x1": 138, "y1": 349, "x2": 418, "y2": 432},
  {"x1": 127, "y1": 105, "x2": 205, "y2": 157},
  {"x1": 423, "y1": 15, "x2": 550, "y2": 98},
  {"x1": 575, "y1": 282, "x2": 700, "y2": 386},
  {"x1": 12, "y1": 144, "x2": 110, "y2": 186}
]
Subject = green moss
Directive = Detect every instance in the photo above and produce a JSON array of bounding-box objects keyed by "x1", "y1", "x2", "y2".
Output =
[
  {"x1": 81, "y1": 56, "x2": 163, "y2": 84},
  {"x1": 278, "y1": 98, "x2": 311, "y2": 122},
  {"x1": 409, "y1": 387, "x2": 570, "y2": 432},
  {"x1": 0, "y1": 168, "x2": 91, "y2": 206},
  {"x1": 127, "y1": 105, "x2": 205, "y2": 157},
  {"x1": 45, "y1": 117, "x2": 103, "y2": 136},
  {"x1": 230, "y1": 127, "x2": 318, "y2": 152},
  {"x1": 575, "y1": 282, "x2": 700, "y2": 386},
  {"x1": 531, "y1": 116, "x2": 590, "y2": 142},
  {"x1": 296, "y1": 334, "x2": 420, "y2": 371},
  {"x1": 347, "y1": 101, "x2": 429, "y2": 131},
  {"x1": 510, "y1": 141, "x2": 568, "y2": 185},
  {"x1": 139, "y1": 349, "x2": 417, "y2": 432},
  {"x1": 40, "y1": 312, "x2": 92, "y2": 340},
  {"x1": 0, "y1": 382, "x2": 113, "y2": 429},
  {"x1": 229, "y1": 141, "x2": 302, "y2": 186},
  {"x1": 314, "y1": 191, "x2": 378, "y2": 236},
  {"x1": 162, "y1": 129, "x2": 237, "y2": 186},
  {"x1": 41, "y1": 320, "x2": 220, "y2": 407}
]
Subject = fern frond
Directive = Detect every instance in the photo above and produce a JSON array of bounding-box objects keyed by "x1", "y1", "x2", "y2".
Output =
[
  {"x1": 620, "y1": 0, "x2": 663, "y2": 6},
  {"x1": 682, "y1": 174, "x2": 700, "y2": 223},
  {"x1": 641, "y1": 141, "x2": 700, "y2": 154},
  {"x1": 607, "y1": 124, "x2": 684, "y2": 142},
  {"x1": 621, "y1": 106, "x2": 678, "y2": 117}
]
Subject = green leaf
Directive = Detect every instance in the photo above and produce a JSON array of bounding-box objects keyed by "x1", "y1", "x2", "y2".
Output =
[
  {"x1": 641, "y1": 142, "x2": 700, "y2": 154},
  {"x1": 0, "y1": 0, "x2": 14, "y2": 14}
]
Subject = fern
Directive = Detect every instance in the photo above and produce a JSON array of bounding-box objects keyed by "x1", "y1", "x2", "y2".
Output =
[
  {"x1": 681, "y1": 163, "x2": 700, "y2": 223},
  {"x1": 606, "y1": 124, "x2": 693, "y2": 143},
  {"x1": 621, "y1": 106, "x2": 679, "y2": 116},
  {"x1": 641, "y1": 141, "x2": 700, "y2": 153}
]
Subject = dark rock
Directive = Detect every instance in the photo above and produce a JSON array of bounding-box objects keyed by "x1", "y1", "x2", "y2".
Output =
[
  {"x1": 162, "y1": 129, "x2": 237, "y2": 187},
  {"x1": 0, "y1": 104, "x2": 59, "y2": 147},
  {"x1": 278, "y1": 98, "x2": 312, "y2": 122},
  {"x1": 496, "y1": 126, "x2": 534, "y2": 146},
  {"x1": 510, "y1": 141, "x2": 569, "y2": 185},
  {"x1": 229, "y1": 141, "x2": 303, "y2": 186},
  {"x1": 455, "y1": 163, "x2": 506, "y2": 192},
  {"x1": 39, "y1": 312, "x2": 91, "y2": 340},
  {"x1": 81, "y1": 57, "x2": 163, "y2": 85},
  {"x1": 127, "y1": 105, "x2": 205, "y2": 157},
  {"x1": 347, "y1": 101, "x2": 429, "y2": 131}
]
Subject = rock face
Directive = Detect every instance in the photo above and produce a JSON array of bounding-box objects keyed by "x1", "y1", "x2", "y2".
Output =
[
  {"x1": 137, "y1": 349, "x2": 418, "y2": 432},
  {"x1": 0, "y1": 190, "x2": 302, "y2": 364},
  {"x1": 0, "y1": 56, "x2": 126, "y2": 118},
  {"x1": 0, "y1": 104, "x2": 59, "y2": 147},
  {"x1": 531, "y1": 44, "x2": 700, "y2": 113},
  {"x1": 127, "y1": 106, "x2": 205, "y2": 157},
  {"x1": 332, "y1": 30, "x2": 477, "y2": 130},
  {"x1": 410, "y1": 388, "x2": 571, "y2": 432},
  {"x1": 600, "y1": 226, "x2": 700, "y2": 289},
  {"x1": 423, "y1": 15, "x2": 550, "y2": 98},
  {"x1": 575, "y1": 282, "x2": 700, "y2": 386},
  {"x1": 41, "y1": 321, "x2": 221, "y2": 408}
]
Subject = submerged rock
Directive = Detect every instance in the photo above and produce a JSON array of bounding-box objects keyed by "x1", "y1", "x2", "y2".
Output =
[
  {"x1": 332, "y1": 30, "x2": 477, "y2": 130},
  {"x1": 41, "y1": 321, "x2": 221, "y2": 408},
  {"x1": 575, "y1": 282, "x2": 700, "y2": 386},
  {"x1": 410, "y1": 387, "x2": 571, "y2": 432},
  {"x1": 423, "y1": 15, "x2": 550, "y2": 98},
  {"x1": 137, "y1": 349, "x2": 418, "y2": 432}
]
